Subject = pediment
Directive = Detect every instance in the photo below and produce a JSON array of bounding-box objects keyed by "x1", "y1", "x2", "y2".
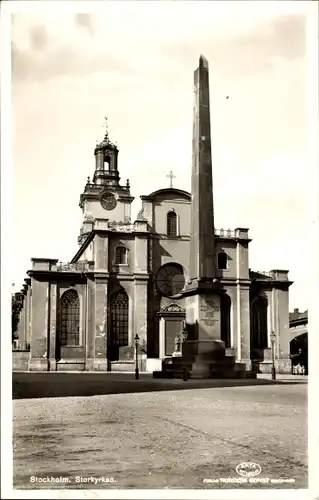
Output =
[{"x1": 162, "y1": 303, "x2": 185, "y2": 313}]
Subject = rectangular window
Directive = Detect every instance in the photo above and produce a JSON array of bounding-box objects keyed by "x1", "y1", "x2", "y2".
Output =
[{"x1": 115, "y1": 246, "x2": 127, "y2": 265}]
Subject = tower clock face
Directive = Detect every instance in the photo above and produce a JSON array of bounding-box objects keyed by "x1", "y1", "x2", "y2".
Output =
[
  {"x1": 156, "y1": 263, "x2": 185, "y2": 297},
  {"x1": 100, "y1": 191, "x2": 117, "y2": 211}
]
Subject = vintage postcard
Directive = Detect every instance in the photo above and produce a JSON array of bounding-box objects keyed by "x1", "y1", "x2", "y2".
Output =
[{"x1": 1, "y1": 0, "x2": 318, "y2": 499}]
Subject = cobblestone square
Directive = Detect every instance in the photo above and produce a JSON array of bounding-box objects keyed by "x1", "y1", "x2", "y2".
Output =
[{"x1": 13, "y1": 377, "x2": 307, "y2": 490}]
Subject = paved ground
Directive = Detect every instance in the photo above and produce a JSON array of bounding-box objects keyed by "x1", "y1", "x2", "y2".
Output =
[
  {"x1": 12, "y1": 375, "x2": 307, "y2": 490},
  {"x1": 12, "y1": 371, "x2": 307, "y2": 399}
]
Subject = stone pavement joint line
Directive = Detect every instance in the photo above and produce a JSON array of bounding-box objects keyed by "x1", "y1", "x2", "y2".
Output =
[{"x1": 156, "y1": 415, "x2": 307, "y2": 470}]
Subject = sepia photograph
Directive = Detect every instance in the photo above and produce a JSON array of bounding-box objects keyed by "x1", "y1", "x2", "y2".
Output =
[{"x1": 1, "y1": 0, "x2": 318, "y2": 498}]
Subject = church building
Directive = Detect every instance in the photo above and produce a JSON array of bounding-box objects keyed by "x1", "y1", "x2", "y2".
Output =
[{"x1": 13, "y1": 58, "x2": 293, "y2": 375}]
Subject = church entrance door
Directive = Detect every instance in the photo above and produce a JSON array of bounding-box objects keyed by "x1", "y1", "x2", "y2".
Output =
[
  {"x1": 164, "y1": 317, "x2": 184, "y2": 356},
  {"x1": 157, "y1": 303, "x2": 185, "y2": 358}
]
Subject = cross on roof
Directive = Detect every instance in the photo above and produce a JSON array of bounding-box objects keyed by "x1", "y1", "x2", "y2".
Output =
[
  {"x1": 166, "y1": 170, "x2": 176, "y2": 188},
  {"x1": 102, "y1": 116, "x2": 108, "y2": 137}
]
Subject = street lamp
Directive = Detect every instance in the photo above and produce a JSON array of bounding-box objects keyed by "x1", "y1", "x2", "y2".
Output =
[
  {"x1": 270, "y1": 330, "x2": 276, "y2": 380},
  {"x1": 134, "y1": 334, "x2": 140, "y2": 380}
]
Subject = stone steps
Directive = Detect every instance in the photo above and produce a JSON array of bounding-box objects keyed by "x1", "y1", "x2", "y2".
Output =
[
  {"x1": 153, "y1": 368, "x2": 257, "y2": 379},
  {"x1": 153, "y1": 355, "x2": 257, "y2": 379}
]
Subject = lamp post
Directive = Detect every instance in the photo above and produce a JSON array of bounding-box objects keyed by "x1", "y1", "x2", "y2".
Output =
[
  {"x1": 270, "y1": 330, "x2": 276, "y2": 380},
  {"x1": 134, "y1": 334, "x2": 140, "y2": 380}
]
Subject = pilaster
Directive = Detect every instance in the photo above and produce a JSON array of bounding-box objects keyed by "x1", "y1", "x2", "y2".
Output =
[
  {"x1": 48, "y1": 282, "x2": 57, "y2": 371},
  {"x1": 235, "y1": 238, "x2": 250, "y2": 280},
  {"x1": 224, "y1": 286, "x2": 237, "y2": 349},
  {"x1": 276, "y1": 287, "x2": 291, "y2": 373},
  {"x1": 93, "y1": 278, "x2": 108, "y2": 370},
  {"x1": 28, "y1": 258, "x2": 58, "y2": 371},
  {"x1": 134, "y1": 234, "x2": 148, "y2": 273},
  {"x1": 28, "y1": 279, "x2": 50, "y2": 371},
  {"x1": 25, "y1": 282, "x2": 31, "y2": 347},
  {"x1": 239, "y1": 285, "x2": 251, "y2": 369},
  {"x1": 94, "y1": 230, "x2": 109, "y2": 271},
  {"x1": 264, "y1": 288, "x2": 274, "y2": 348},
  {"x1": 27, "y1": 280, "x2": 32, "y2": 346},
  {"x1": 159, "y1": 317, "x2": 165, "y2": 359},
  {"x1": 23, "y1": 286, "x2": 29, "y2": 349},
  {"x1": 133, "y1": 279, "x2": 148, "y2": 348},
  {"x1": 85, "y1": 277, "x2": 95, "y2": 370}
]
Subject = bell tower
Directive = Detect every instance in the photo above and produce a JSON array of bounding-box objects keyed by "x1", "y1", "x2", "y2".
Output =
[
  {"x1": 93, "y1": 118, "x2": 120, "y2": 187},
  {"x1": 78, "y1": 118, "x2": 134, "y2": 246}
]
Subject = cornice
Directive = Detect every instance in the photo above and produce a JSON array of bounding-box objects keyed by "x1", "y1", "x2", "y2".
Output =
[
  {"x1": 250, "y1": 280, "x2": 293, "y2": 289},
  {"x1": 140, "y1": 188, "x2": 191, "y2": 202},
  {"x1": 27, "y1": 270, "x2": 87, "y2": 283}
]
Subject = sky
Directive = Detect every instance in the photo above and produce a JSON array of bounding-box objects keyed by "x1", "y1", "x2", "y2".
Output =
[{"x1": 5, "y1": 0, "x2": 318, "y2": 311}]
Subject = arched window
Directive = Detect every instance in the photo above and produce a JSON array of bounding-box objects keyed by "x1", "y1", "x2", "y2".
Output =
[
  {"x1": 60, "y1": 289, "x2": 80, "y2": 346},
  {"x1": 115, "y1": 246, "x2": 127, "y2": 265},
  {"x1": 167, "y1": 211, "x2": 177, "y2": 237},
  {"x1": 217, "y1": 251, "x2": 227, "y2": 270},
  {"x1": 104, "y1": 154, "x2": 111, "y2": 169},
  {"x1": 111, "y1": 291, "x2": 129, "y2": 347},
  {"x1": 251, "y1": 296, "x2": 268, "y2": 348},
  {"x1": 221, "y1": 293, "x2": 231, "y2": 348}
]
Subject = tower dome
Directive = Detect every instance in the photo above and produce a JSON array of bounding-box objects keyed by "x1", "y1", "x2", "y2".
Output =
[{"x1": 94, "y1": 131, "x2": 118, "y2": 155}]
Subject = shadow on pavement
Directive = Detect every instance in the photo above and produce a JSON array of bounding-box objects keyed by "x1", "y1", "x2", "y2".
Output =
[{"x1": 12, "y1": 372, "x2": 307, "y2": 400}]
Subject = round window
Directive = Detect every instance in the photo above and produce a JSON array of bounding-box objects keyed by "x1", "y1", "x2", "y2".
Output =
[{"x1": 156, "y1": 263, "x2": 185, "y2": 297}]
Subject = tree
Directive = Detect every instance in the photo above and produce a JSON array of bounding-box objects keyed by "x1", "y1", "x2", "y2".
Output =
[{"x1": 12, "y1": 293, "x2": 23, "y2": 344}]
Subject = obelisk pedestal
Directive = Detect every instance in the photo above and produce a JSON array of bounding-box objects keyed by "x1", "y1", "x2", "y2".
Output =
[{"x1": 183, "y1": 285, "x2": 229, "y2": 377}]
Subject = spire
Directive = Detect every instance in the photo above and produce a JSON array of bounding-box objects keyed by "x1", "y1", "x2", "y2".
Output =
[{"x1": 103, "y1": 116, "x2": 109, "y2": 140}]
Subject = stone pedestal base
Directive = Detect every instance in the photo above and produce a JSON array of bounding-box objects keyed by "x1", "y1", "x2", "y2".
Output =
[
  {"x1": 181, "y1": 340, "x2": 254, "y2": 379},
  {"x1": 253, "y1": 358, "x2": 291, "y2": 374},
  {"x1": 240, "y1": 358, "x2": 252, "y2": 371},
  {"x1": 49, "y1": 358, "x2": 57, "y2": 371},
  {"x1": 28, "y1": 358, "x2": 49, "y2": 371},
  {"x1": 92, "y1": 359, "x2": 109, "y2": 371},
  {"x1": 183, "y1": 339, "x2": 225, "y2": 357},
  {"x1": 172, "y1": 351, "x2": 182, "y2": 358},
  {"x1": 153, "y1": 338, "x2": 257, "y2": 379},
  {"x1": 182, "y1": 339, "x2": 226, "y2": 374},
  {"x1": 85, "y1": 358, "x2": 94, "y2": 371},
  {"x1": 278, "y1": 358, "x2": 292, "y2": 374},
  {"x1": 85, "y1": 358, "x2": 110, "y2": 371}
]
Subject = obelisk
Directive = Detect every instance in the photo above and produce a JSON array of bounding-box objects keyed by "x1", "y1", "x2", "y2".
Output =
[
  {"x1": 189, "y1": 54, "x2": 216, "y2": 283},
  {"x1": 183, "y1": 55, "x2": 225, "y2": 376}
]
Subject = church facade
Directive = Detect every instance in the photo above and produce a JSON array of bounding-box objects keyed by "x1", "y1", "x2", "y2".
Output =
[{"x1": 14, "y1": 124, "x2": 292, "y2": 374}]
